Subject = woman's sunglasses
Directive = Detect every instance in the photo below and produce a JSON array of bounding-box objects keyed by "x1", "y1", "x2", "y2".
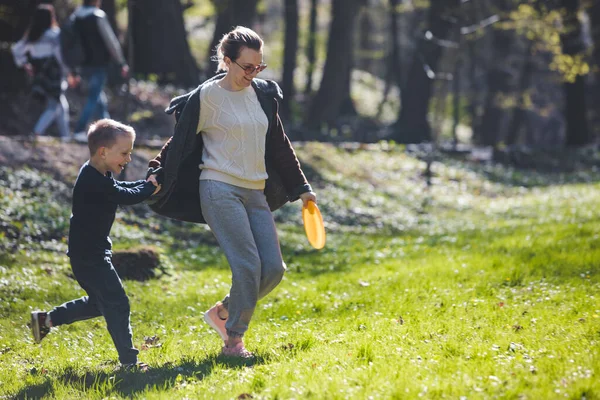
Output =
[{"x1": 233, "y1": 60, "x2": 267, "y2": 75}]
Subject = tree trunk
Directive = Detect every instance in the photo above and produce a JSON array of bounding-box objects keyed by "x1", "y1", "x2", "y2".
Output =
[
  {"x1": 452, "y1": 48, "x2": 462, "y2": 147},
  {"x1": 129, "y1": 0, "x2": 199, "y2": 86},
  {"x1": 477, "y1": 1, "x2": 517, "y2": 146},
  {"x1": 206, "y1": 0, "x2": 260, "y2": 76},
  {"x1": 0, "y1": 0, "x2": 39, "y2": 92},
  {"x1": 560, "y1": 0, "x2": 591, "y2": 146},
  {"x1": 305, "y1": 0, "x2": 364, "y2": 130},
  {"x1": 357, "y1": 7, "x2": 374, "y2": 72},
  {"x1": 591, "y1": 0, "x2": 600, "y2": 68},
  {"x1": 376, "y1": 0, "x2": 402, "y2": 119},
  {"x1": 392, "y1": 0, "x2": 461, "y2": 144},
  {"x1": 281, "y1": 0, "x2": 299, "y2": 120},
  {"x1": 504, "y1": 43, "x2": 533, "y2": 147},
  {"x1": 0, "y1": 50, "x2": 27, "y2": 92},
  {"x1": 0, "y1": 0, "x2": 38, "y2": 42},
  {"x1": 303, "y1": 0, "x2": 318, "y2": 95},
  {"x1": 587, "y1": 0, "x2": 600, "y2": 141}
]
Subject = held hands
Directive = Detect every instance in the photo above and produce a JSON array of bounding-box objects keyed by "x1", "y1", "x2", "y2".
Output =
[
  {"x1": 299, "y1": 191, "x2": 317, "y2": 207},
  {"x1": 147, "y1": 174, "x2": 161, "y2": 195},
  {"x1": 67, "y1": 73, "x2": 81, "y2": 88},
  {"x1": 121, "y1": 64, "x2": 130, "y2": 79}
]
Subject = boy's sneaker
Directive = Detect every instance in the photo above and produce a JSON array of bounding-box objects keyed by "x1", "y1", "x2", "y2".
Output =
[
  {"x1": 203, "y1": 302, "x2": 228, "y2": 342},
  {"x1": 31, "y1": 311, "x2": 50, "y2": 343}
]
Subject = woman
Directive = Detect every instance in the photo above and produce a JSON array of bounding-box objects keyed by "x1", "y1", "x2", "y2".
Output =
[
  {"x1": 12, "y1": 4, "x2": 75, "y2": 142},
  {"x1": 147, "y1": 26, "x2": 316, "y2": 358}
]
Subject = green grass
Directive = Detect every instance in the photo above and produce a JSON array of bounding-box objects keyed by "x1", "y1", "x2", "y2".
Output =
[{"x1": 1, "y1": 143, "x2": 599, "y2": 399}]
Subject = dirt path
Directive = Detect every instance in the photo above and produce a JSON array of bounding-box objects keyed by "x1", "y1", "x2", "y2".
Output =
[{"x1": 0, "y1": 135, "x2": 161, "y2": 184}]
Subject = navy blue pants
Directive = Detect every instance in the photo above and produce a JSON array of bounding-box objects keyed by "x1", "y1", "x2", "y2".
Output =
[{"x1": 49, "y1": 256, "x2": 139, "y2": 365}]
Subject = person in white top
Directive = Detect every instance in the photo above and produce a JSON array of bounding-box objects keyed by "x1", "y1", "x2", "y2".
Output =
[
  {"x1": 148, "y1": 27, "x2": 317, "y2": 358},
  {"x1": 12, "y1": 4, "x2": 75, "y2": 142}
]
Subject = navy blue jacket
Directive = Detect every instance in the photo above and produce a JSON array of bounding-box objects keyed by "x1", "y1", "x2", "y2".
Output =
[{"x1": 68, "y1": 163, "x2": 156, "y2": 258}]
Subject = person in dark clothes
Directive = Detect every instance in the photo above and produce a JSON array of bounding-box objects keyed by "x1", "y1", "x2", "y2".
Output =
[
  {"x1": 70, "y1": 0, "x2": 129, "y2": 141},
  {"x1": 30, "y1": 118, "x2": 161, "y2": 371}
]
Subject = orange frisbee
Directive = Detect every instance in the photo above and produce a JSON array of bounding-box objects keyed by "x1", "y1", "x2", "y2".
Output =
[{"x1": 302, "y1": 200, "x2": 326, "y2": 249}]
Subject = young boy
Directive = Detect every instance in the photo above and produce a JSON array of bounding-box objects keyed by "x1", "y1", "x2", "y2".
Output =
[{"x1": 30, "y1": 118, "x2": 160, "y2": 371}]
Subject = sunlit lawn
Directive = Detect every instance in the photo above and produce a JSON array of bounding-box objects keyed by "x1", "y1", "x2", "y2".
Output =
[{"x1": 1, "y1": 143, "x2": 599, "y2": 399}]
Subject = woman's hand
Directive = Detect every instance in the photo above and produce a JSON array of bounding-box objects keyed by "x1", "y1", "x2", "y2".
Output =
[
  {"x1": 299, "y1": 191, "x2": 317, "y2": 207},
  {"x1": 147, "y1": 174, "x2": 159, "y2": 186},
  {"x1": 147, "y1": 174, "x2": 161, "y2": 195}
]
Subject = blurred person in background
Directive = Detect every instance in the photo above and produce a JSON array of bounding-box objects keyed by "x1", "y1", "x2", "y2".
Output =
[
  {"x1": 12, "y1": 4, "x2": 75, "y2": 143},
  {"x1": 70, "y1": 0, "x2": 129, "y2": 142}
]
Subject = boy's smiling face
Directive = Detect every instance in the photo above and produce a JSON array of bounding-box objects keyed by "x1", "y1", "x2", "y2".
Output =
[{"x1": 99, "y1": 134, "x2": 134, "y2": 175}]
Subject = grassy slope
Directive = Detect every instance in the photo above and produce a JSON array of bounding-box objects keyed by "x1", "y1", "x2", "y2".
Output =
[{"x1": 0, "y1": 142, "x2": 599, "y2": 399}]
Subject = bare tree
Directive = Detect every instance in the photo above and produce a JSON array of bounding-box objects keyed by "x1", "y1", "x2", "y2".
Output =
[
  {"x1": 376, "y1": 0, "x2": 402, "y2": 120},
  {"x1": 591, "y1": 0, "x2": 600, "y2": 68},
  {"x1": 504, "y1": 41, "x2": 534, "y2": 147},
  {"x1": 0, "y1": 0, "x2": 39, "y2": 92},
  {"x1": 281, "y1": 0, "x2": 299, "y2": 120},
  {"x1": 587, "y1": 0, "x2": 600, "y2": 140},
  {"x1": 391, "y1": 0, "x2": 461, "y2": 144},
  {"x1": 560, "y1": 0, "x2": 591, "y2": 146},
  {"x1": 476, "y1": 0, "x2": 516, "y2": 146},
  {"x1": 128, "y1": 0, "x2": 199, "y2": 86},
  {"x1": 304, "y1": 0, "x2": 318, "y2": 95},
  {"x1": 206, "y1": 0, "x2": 260, "y2": 76},
  {"x1": 305, "y1": 0, "x2": 365, "y2": 131}
]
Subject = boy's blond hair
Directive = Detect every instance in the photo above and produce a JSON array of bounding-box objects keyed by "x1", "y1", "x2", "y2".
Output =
[{"x1": 87, "y1": 119, "x2": 136, "y2": 155}]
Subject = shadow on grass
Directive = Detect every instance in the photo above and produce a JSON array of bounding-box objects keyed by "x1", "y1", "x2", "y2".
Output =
[
  {"x1": 12, "y1": 354, "x2": 266, "y2": 399},
  {"x1": 437, "y1": 150, "x2": 600, "y2": 188},
  {"x1": 11, "y1": 378, "x2": 54, "y2": 399}
]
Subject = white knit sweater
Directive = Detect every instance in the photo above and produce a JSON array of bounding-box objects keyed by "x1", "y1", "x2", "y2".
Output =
[{"x1": 197, "y1": 80, "x2": 269, "y2": 190}]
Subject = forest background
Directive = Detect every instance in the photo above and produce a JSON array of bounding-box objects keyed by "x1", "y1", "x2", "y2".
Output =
[
  {"x1": 1, "y1": 1, "x2": 599, "y2": 398},
  {"x1": 1, "y1": 0, "x2": 599, "y2": 157}
]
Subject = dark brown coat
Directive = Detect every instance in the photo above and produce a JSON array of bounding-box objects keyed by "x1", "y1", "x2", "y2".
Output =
[{"x1": 146, "y1": 74, "x2": 311, "y2": 223}]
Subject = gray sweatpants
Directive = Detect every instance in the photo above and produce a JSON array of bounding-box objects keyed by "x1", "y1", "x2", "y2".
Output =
[{"x1": 200, "y1": 180, "x2": 286, "y2": 338}]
